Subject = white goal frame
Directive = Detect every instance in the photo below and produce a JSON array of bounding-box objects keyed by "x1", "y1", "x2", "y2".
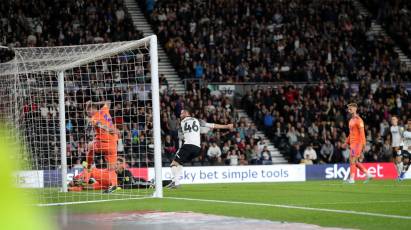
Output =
[{"x1": 1, "y1": 35, "x2": 163, "y2": 199}]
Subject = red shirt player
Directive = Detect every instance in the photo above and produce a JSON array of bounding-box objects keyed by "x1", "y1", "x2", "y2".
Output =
[
  {"x1": 85, "y1": 101, "x2": 119, "y2": 171},
  {"x1": 344, "y1": 103, "x2": 373, "y2": 183}
]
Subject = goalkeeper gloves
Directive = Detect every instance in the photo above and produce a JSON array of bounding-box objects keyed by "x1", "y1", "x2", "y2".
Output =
[{"x1": 82, "y1": 161, "x2": 92, "y2": 172}]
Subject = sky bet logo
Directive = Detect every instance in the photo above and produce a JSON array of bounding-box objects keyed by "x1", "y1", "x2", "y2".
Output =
[{"x1": 325, "y1": 164, "x2": 385, "y2": 180}]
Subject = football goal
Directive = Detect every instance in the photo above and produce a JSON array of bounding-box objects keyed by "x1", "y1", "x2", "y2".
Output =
[{"x1": 0, "y1": 35, "x2": 163, "y2": 205}]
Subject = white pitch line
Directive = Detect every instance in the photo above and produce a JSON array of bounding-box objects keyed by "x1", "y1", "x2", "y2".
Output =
[
  {"x1": 37, "y1": 196, "x2": 152, "y2": 207},
  {"x1": 291, "y1": 200, "x2": 411, "y2": 206},
  {"x1": 86, "y1": 191, "x2": 149, "y2": 197},
  {"x1": 165, "y1": 197, "x2": 411, "y2": 220}
]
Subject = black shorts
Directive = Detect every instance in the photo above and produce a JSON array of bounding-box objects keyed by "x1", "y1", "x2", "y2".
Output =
[{"x1": 174, "y1": 144, "x2": 201, "y2": 165}]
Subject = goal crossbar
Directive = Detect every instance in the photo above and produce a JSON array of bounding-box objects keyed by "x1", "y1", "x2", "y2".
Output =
[{"x1": 0, "y1": 36, "x2": 156, "y2": 75}]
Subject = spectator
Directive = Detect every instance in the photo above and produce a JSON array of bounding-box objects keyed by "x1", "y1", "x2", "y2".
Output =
[
  {"x1": 249, "y1": 145, "x2": 260, "y2": 165},
  {"x1": 365, "y1": 144, "x2": 383, "y2": 162},
  {"x1": 260, "y1": 146, "x2": 272, "y2": 165},
  {"x1": 237, "y1": 122, "x2": 247, "y2": 140},
  {"x1": 332, "y1": 141, "x2": 345, "y2": 163},
  {"x1": 72, "y1": 159, "x2": 84, "y2": 170},
  {"x1": 227, "y1": 150, "x2": 239, "y2": 166},
  {"x1": 207, "y1": 142, "x2": 222, "y2": 165},
  {"x1": 320, "y1": 140, "x2": 334, "y2": 164},
  {"x1": 382, "y1": 139, "x2": 392, "y2": 161},
  {"x1": 246, "y1": 124, "x2": 258, "y2": 140},
  {"x1": 291, "y1": 143, "x2": 304, "y2": 164},
  {"x1": 263, "y1": 111, "x2": 274, "y2": 135},
  {"x1": 286, "y1": 127, "x2": 299, "y2": 146},
  {"x1": 239, "y1": 153, "x2": 248, "y2": 166},
  {"x1": 221, "y1": 141, "x2": 231, "y2": 157},
  {"x1": 341, "y1": 144, "x2": 350, "y2": 163},
  {"x1": 380, "y1": 119, "x2": 390, "y2": 137},
  {"x1": 194, "y1": 62, "x2": 204, "y2": 79},
  {"x1": 163, "y1": 135, "x2": 177, "y2": 162},
  {"x1": 257, "y1": 138, "x2": 267, "y2": 154},
  {"x1": 131, "y1": 124, "x2": 139, "y2": 145},
  {"x1": 168, "y1": 114, "x2": 179, "y2": 139},
  {"x1": 303, "y1": 144, "x2": 317, "y2": 165}
]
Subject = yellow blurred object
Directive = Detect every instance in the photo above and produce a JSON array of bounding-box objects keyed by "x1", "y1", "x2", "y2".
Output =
[{"x1": 0, "y1": 126, "x2": 55, "y2": 230}]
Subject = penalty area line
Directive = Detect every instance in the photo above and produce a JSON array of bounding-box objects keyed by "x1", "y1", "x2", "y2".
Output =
[{"x1": 165, "y1": 197, "x2": 411, "y2": 220}]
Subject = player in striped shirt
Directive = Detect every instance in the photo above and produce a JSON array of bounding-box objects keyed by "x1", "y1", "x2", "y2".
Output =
[
  {"x1": 390, "y1": 115, "x2": 407, "y2": 179},
  {"x1": 398, "y1": 119, "x2": 411, "y2": 181}
]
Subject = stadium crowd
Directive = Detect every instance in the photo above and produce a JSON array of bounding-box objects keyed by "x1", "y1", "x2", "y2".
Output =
[
  {"x1": 0, "y1": 0, "x2": 142, "y2": 48},
  {"x1": 361, "y1": 0, "x2": 411, "y2": 58},
  {"x1": 2, "y1": 0, "x2": 267, "y2": 169},
  {"x1": 2, "y1": 0, "x2": 411, "y2": 169},
  {"x1": 146, "y1": 0, "x2": 410, "y2": 83},
  {"x1": 143, "y1": 0, "x2": 411, "y2": 165},
  {"x1": 160, "y1": 85, "x2": 271, "y2": 166},
  {"x1": 242, "y1": 79, "x2": 410, "y2": 164}
]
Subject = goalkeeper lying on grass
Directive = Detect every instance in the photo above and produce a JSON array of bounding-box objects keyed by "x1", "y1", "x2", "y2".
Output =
[
  {"x1": 116, "y1": 157, "x2": 153, "y2": 189},
  {"x1": 68, "y1": 158, "x2": 119, "y2": 193},
  {"x1": 69, "y1": 157, "x2": 154, "y2": 192}
]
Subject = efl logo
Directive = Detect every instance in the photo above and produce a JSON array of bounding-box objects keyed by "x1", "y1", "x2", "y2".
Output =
[{"x1": 325, "y1": 163, "x2": 398, "y2": 180}]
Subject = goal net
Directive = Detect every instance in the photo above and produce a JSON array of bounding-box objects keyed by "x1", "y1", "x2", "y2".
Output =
[{"x1": 0, "y1": 36, "x2": 163, "y2": 205}]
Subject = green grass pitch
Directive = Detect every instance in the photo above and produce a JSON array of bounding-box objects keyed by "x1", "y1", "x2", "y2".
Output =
[{"x1": 44, "y1": 180, "x2": 411, "y2": 230}]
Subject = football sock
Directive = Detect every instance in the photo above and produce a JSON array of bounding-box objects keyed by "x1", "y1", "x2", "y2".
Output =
[
  {"x1": 171, "y1": 164, "x2": 183, "y2": 186},
  {"x1": 350, "y1": 163, "x2": 356, "y2": 180},
  {"x1": 171, "y1": 165, "x2": 177, "y2": 182},
  {"x1": 175, "y1": 165, "x2": 183, "y2": 186},
  {"x1": 396, "y1": 162, "x2": 404, "y2": 176},
  {"x1": 356, "y1": 162, "x2": 367, "y2": 174}
]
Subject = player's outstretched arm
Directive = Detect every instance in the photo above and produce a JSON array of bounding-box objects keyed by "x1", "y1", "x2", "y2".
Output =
[
  {"x1": 213, "y1": 123, "x2": 234, "y2": 129},
  {"x1": 199, "y1": 120, "x2": 233, "y2": 133}
]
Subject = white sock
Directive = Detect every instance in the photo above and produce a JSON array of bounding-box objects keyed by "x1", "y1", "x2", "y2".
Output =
[
  {"x1": 396, "y1": 162, "x2": 404, "y2": 176},
  {"x1": 171, "y1": 164, "x2": 183, "y2": 186}
]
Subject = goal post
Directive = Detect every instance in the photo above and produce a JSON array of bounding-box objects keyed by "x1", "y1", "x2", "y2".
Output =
[
  {"x1": 57, "y1": 71, "x2": 68, "y2": 193},
  {"x1": 149, "y1": 36, "x2": 163, "y2": 198},
  {"x1": 0, "y1": 35, "x2": 163, "y2": 204}
]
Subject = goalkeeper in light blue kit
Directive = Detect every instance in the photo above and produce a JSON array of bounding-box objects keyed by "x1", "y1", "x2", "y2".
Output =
[{"x1": 398, "y1": 120, "x2": 411, "y2": 181}]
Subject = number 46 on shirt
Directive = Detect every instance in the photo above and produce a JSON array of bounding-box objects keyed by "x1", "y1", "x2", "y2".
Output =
[{"x1": 184, "y1": 121, "x2": 199, "y2": 132}]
